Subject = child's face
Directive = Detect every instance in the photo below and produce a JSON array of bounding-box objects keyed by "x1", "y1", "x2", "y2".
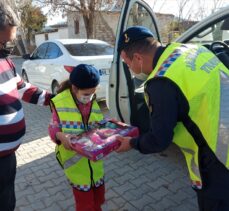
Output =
[{"x1": 72, "y1": 85, "x2": 97, "y2": 104}]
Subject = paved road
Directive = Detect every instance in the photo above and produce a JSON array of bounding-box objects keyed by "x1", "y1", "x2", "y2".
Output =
[{"x1": 12, "y1": 57, "x2": 198, "y2": 211}]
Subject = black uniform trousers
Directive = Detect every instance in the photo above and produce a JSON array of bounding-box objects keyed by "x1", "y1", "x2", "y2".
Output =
[
  {"x1": 0, "y1": 153, "x2": 16, "y2": 211},
  {"x1": 195, "y1": 144, "x2": 229, "y2": 211},
  {"x1": 196, "y1": 190, "x2": 229, "y2": 211}
]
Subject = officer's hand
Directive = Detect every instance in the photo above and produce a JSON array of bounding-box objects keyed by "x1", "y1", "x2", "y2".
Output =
[{"x1": 115, "y1": 136, "x2": 132, "y2": 153}]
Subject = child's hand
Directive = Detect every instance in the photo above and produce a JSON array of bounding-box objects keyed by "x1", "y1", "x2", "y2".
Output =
[
  {"x1": 56, "y1": 132, "x2": 73, "y2": 150},
  {"x1": 115, "y1": 136, "x2": 132, "y2": 152}
]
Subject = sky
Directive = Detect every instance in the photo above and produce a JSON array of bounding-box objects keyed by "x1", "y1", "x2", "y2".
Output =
[
  {"x1": 42, "y1": 6, "x2": 67, "y2": 26},
  {"x1": 144, "y1": 0, "x2": 229, "y2": 18},
  {"x1": 44, "y1": 0, "x2": 229, "y2": 25}
]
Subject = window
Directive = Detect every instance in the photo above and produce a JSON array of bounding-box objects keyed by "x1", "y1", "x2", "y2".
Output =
[
  {"x1": 45, "y1": 43, "x2": 63, "y2": 59},
  {"x1": 187, "y1": 17, "x2": 229, "y2": 45},
  {"x1": 31, "y1": 43, "x2": 48, "y2": 59},
  {"x1": 126, "y1": 2, "x2": 159, "y2": 41},
  {"x1": 64, "y1": 43, "x2": 114, "y2": 56},
  {"x1": 74, "y1": 20, "x2": 80, "y2": 34},
  {"x1": 126, "y1": 2, "x2": 160, "y2": 89}
]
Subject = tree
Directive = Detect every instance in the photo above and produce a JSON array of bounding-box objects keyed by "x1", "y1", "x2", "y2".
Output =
[
  {"x1": 150, "y1": 0, "x2": 167, "y2": 12},
  {"x1": 175, "y1": 0, "x2": 193, "y2": 33},
  {"x1": 6, "y1": 0, "x2": 47, "y2": 54},
  {"x1": 20, "y1": 3, "x2": 47, "y2": 46},
  {"x1": 34, "y1": 0, "x2": 114, "y2": 39},
  {"x1": 195, "y1": 0, "x2": 225, "y2": 20}
]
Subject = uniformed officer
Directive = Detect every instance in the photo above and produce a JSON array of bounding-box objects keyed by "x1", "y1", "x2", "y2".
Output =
[{"x1": 116, "y1": 26, "x2": 229, "y2": 211}]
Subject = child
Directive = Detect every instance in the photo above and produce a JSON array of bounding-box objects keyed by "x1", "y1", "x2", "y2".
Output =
[{"x1": 49, "y1": 64, "x2": 105, "y2": 211}]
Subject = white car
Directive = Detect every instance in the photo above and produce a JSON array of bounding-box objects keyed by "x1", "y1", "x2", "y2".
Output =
[
  {"x1": 108, "y1": 0, "x2": 229, "y2": 133},
  {"x1": 22, "y1": 39, "x2": 114, "y2": 100}
]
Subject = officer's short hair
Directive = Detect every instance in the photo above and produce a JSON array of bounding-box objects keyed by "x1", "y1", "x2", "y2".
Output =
[
  {"x1": 118, "y1": 26, "x2": 157, "y2": 59},
  {"x1": 0, "y1": 2, "x2": 20, "y2": 30},
  {"x1": 123, "y1": 37, "x2": 157, "y2": 59}
]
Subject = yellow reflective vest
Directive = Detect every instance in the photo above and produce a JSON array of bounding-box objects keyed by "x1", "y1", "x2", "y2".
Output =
[
  {"x1": 51, "y1": 89, "x2": 104, "y2": 191},
  {"x1": 145, "y1": 42, "x2": 229, "y2": 189}
]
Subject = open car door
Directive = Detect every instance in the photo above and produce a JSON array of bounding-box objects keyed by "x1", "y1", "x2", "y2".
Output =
[{"x1": 108, "y1": 0, "x2": 160, "y2": 134}]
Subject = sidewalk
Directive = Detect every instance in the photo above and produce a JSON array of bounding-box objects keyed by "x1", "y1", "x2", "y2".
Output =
[{"x1": 15, "y1": 102, "x2": 198, "y2": 211}]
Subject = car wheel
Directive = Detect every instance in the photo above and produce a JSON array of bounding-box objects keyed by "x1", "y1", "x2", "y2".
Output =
[
  {"x1": 52, "y1": 81, "x2": 59, "y2": 95},
  {"x1": 22, "y1": 70, "x2": 29, "y2": 82}
]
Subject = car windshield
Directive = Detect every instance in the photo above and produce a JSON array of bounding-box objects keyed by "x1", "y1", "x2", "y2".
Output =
[{"x1": 64, "y1": 43, "x2": 114, "y2": 56}]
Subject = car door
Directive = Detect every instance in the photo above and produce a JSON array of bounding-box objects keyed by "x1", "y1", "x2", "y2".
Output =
[
  {"x1": 108, "y1": 0, "x2": 160, "y2": 133},
  {"x1": 27, "y1": 43, "x2": 48, "y2": 87},
  {"x1": 37, "y1": 42, "x2": 63, "y2": 91}
]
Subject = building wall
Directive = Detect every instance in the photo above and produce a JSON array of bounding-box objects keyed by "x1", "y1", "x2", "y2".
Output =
[
  {"x1": 93, "y1": 12, "x2": 118, "y2": 45},
  {"x1": 67, "y1": 11, "x2": 118, "y2": 45},
  {"x1": 99, "y1": 12, "x2": 119, "y2": 36},
  {"x1": 66, "y1": 10, "x2": 176, "y2": 45},
  {"x1": 155, "y1": 13, "x2": 175, "y2": 43},
  {"x1": 35, "y1": 34, "x2": 46, "y2": 46},
  {"x1": 58, "y1": 28, "x2": 69, "y2": 39},
  {"x1": 35, "y1": 28, "x2": 68, "y2": 46},
  {"x1": 48, "y1": 32, "x2": 60, "y2": 40},
  {"x1": 67, "y1": 13, "x2": 87, "y2": 38}
]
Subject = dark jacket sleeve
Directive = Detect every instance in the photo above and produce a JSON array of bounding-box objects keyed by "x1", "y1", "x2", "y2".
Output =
[{"x1": 130, "y1": 77, "x2": 188, "y2": 153}]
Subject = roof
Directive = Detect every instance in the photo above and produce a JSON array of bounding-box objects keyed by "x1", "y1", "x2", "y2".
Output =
[
  {"x1": 49, "y1": 39, "x2": 110, "y2": 45},
  {"x1": 49, "y1": 22, "x2": 68, "y2": 28},
  {"x1": 35, "y1": 23, "x2": 68, "y2": 34}
]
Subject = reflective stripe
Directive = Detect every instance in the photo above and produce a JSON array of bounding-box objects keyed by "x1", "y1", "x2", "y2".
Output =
[
  {"x1": 71, "y1": 177, "x2": 104, "y2": 191},
  {"x1": 63, "y1": 154, "x2": 82, "y2": 169},
  {"x1": 88, "y1": 121, "x2": 100, "y2": 129},
  {"x1": 94, "y1": 177, "x2": 104, "y2": 187},
  {"x1": 191, "y1": 181, "x2": 202, "y2": 189},
  {"x1": 72, "y1": 183, "x2": 91, "y2": 191},
  {"x1": 145, "y1": 45, "x2": 191, "y2": 106},
  {"x1": 180, "y1": 147, "x2": 201, "y2": 179},
  {"x1": 216, "y1": 72, "x2": 229, "y2": 167},
  {"x1": 91, "y1": 108, "x2": 103, "y2": 114},
  {"x1": 156, "y1": 45, "x2": 191, "y2": 77},
  {"x1": 59, "y1": 120, "x2": 83, "y2": 129},
  {"x1": 56, "y1": 107, "x2": 80, "y2": 113},
  {"x1": 59, "y1": 121, "x2": 100, "y2": 130}
]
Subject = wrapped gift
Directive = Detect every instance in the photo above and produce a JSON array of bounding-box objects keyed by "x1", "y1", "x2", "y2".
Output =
[{"x1": 70, "y1": 119, "x2": 139, "y2": 161}]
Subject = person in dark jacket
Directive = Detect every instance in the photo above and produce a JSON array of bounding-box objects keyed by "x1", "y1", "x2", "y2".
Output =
[
  {"x1": 116, "y1": 26, "x2": 229, "y2": 211},
  {"x1": 0, "y1": 3, "x2": 53, "y2": 210}
]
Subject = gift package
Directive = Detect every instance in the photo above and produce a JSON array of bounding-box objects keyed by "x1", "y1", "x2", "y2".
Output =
[{"x1": 70, "y1": 119, "x2": 139, "y2": 161}]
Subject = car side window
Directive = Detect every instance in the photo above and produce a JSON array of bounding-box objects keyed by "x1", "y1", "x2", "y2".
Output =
[
  {"x1": 45, "y1": 43, "x2": 63, "y2": 59},
  {"x1": 64, "y1": 43, "x2": 113, "y2": 56},
  {"x1": 187, "y1": 17, "x2": 229, "y2": 45},
  {"x1": 32, "y1": 43, "x2": 48, "y2": 60},
  {"x1": 125, "y1": 2, "x2": 159, "y2": 90}
]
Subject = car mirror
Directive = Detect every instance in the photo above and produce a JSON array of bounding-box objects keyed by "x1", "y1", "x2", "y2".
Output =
[
  {"x1": 196, "y1": 26, "x2": 215, "y2": 38},
  {"x1": 22, "y1": 54, "x2": 31, "y2": 60}
]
